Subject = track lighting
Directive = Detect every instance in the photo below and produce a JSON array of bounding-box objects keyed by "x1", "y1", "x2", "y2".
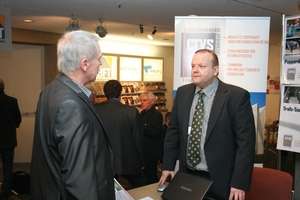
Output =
[
  {"x1": 140, "y1": 25, "x2": 144, "y2": 33},
  {"x1": 66, "y1": 15, "x2": 80, "y2": 32},
  {"x1": 95, "y1": 18, "x2": 108, "y2": 38},
  {"x1": 147, "y1": 27, "x2": 157, "y2": 40}
]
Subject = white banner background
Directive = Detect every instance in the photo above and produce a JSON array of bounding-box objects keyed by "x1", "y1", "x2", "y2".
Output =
[{"x1": 174, "y1": 16, "x2": 270, "y2": 154}]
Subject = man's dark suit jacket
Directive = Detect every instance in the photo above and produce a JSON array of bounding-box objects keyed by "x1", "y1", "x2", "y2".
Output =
[
  {"x1": 0, "y1": 91, "x2": 22, "y2": 149},
  {"x1": 30, "y1": 73, "x2": 115, "y2": 200},
  {"x1": 94, "y1": 99, "x2": 145, "y2": 175},
  {"x1": 158, "y1": 123, "x2": 168, "y2": 162},
  {"x1": 139, "y1": 106, "x2": 163, "y2": 163},
  {"x1": 163, "y1": 79, "x2": 256, "y2": 199}
]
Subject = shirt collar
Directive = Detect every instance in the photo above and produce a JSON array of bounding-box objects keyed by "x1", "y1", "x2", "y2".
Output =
[
  {"x1": 195, "y1": 78, "x2": 219, "y2": 97},
  {"x1": 72, "y1": 80, "x2": 91, "y2": 98}
]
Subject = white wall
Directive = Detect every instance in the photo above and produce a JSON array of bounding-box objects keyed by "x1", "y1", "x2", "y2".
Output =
[
  {"x1": 266, "y1": 44, "x2": 281, "y2": 122},
  {"x1": 0, "y1": 43, "x2": 44, "y2": 163},
  {"x1": 0, "y1": 41, "x2": 174, "y2": 163}
]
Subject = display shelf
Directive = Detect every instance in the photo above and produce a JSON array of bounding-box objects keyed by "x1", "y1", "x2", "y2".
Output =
[
  {"x1": 91, "y1": 81, "x2": 168, "y2": 112},
  {"x1": 120, "y1": 82, "x2": 168, "y2": 112}
]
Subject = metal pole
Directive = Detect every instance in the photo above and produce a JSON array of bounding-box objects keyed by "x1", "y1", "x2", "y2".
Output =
[
  {"x1": 277, "y1": 150, "x2": 281, "y2": 170},
  {"x1": 294, "y1": 153, "x2": 300, "y2": 200}
]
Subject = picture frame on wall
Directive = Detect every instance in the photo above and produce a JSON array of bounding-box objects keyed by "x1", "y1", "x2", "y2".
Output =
[
  {"x1": 96, "y1": 55, "x2": 118, "y2": 81},
  {"x1": 119, "y1": 57, "x2": 142, "y2": 81},
  {"x1": 143, "y1": 58, "x2": 163, "y2": 81}
]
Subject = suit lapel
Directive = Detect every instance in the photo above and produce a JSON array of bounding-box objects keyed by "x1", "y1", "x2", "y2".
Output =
[
  {"x1": 182, "y1": 84, "x2": 196, "y2": 144},
  {"x1": 205, "y1": 80, "x2": 228, "y2": 142}
]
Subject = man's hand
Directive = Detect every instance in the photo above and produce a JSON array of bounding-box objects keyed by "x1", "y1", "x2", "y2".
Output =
[
  {"x1": 158, "y1": 170, "x2": 175, "y2": 186},
  {"x1": 229, "y1": 187, "x2": 245, "y2": 200}
]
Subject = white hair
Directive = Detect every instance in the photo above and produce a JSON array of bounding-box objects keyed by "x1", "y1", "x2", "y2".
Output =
[{"x1": 57, "y1": 30, "x2": 101, "y2": 74}]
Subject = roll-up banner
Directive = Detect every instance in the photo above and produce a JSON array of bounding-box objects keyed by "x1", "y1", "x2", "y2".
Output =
[
  {"x1": 0, "y1": 7, "x2": 12, "y2": 51},
  {"x1": 277, "y1": 15, "x2": 300, "y2": 153},
  {"x1": 174, "y1": 16, "x2": 270, "y2": 154}
]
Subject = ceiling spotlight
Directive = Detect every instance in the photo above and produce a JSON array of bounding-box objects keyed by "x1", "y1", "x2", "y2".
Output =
[
  {"x1": 66, "y1": 15, "x2": 80, "y2": 32},
  {"x1": 140, "y1": 25, "x2": 144, "y2": 33},
  {"x1": 23, "y1": 19, "x2": 33, "y2": 23},
  {"x1": 147, "y1": 27, "x2": 157, "y2": 40},
  {"x1": 95, "y1": 18, "x2": 108, "y2": 38}
]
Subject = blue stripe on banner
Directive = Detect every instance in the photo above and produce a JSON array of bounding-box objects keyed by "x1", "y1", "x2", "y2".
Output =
[
  {"x1": 173, "y1": 90, "x2": 266, "y2": 109},
  {"x1": 249, "y1": 92, "x2": 266, "y2": 108}
]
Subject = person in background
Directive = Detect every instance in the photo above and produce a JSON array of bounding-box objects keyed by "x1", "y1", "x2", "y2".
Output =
[
  {"x1": 94, "y1": 80, "x2": 147, "y2": 189},
  {"x1": 158, "y1": 111, "x2": 171, "y2": 163},
  {"x1": 86, "y1": 84, "x2": 97, "y2": 104},
  {"x1": 0, "y1": 79, "x2": 22, "y2": 200},
  {"x1": 30, "y1": 30, "x2": 115, "y2": 200},
  {"x1": 158, "y1": 49, "x2": 256, "y2": 200},
  {"x1": 139, "y1": 91, "x2": 163, "y2": 184}
]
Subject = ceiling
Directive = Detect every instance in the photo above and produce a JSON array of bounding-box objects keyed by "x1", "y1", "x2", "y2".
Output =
[{"x1": 0, "y1": 0, "x2": 299, "y2": 47}]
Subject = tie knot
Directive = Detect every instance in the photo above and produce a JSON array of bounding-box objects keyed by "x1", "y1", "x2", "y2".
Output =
[{"x1": 198, "y1": 90, "x2": 204, "y2": 97}]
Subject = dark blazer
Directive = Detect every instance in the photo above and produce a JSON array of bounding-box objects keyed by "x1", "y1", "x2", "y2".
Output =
[
  {"x1": 94, "y1": 99, "x2": 145, "y2": 175},
  {"x1": 30, "y1": 73, "x2": 115, "y2": 200},
  {"x1": 0, "y1": 91, "x2": 22, "y2": 149},
  {"x1": 163, "y1": 79, "x2": 256, "y2": 200},
  {"x1": 139, "y1": 106, "x2": 163, "y2": 163}
]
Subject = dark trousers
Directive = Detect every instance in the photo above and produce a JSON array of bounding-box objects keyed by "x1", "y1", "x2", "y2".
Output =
[
  {"x1": 0, "y1": 148, "x2": 14, "y2": 198},
  {"x1": 115, "y1": 171, "x2": 147, "y2": 189},
  {"x1": 143, "y1": 161, "x2": 159, "y2": 185}
]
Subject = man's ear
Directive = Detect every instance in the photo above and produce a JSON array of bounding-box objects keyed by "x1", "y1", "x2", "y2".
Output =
[
  {"x1": 214, "y1": 65, "x2": 219, "y2": 76},
  {"x1": 81, "y1": 59, "x2": 89, "y2": 72}
]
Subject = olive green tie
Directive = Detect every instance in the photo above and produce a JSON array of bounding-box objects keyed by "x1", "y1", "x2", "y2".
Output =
[{"x1": 188, "y1": 90, "x2": 204, "y2": 166}]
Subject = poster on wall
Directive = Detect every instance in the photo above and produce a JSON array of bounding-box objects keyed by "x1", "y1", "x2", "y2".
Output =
[
  {"x1": 174, "y1": 16, "x2": 270, "y2": 154},
  {"x1": 96, "y1": 55, "x2": 118, "y2": 81},
  {"x1": 277, "y1": 14, "x2": 300, "y2": 153},
  {"x1": 277, "y1": 85, "x2": 300, "y2": 153},
  {"x1": 267, "y1": 75, "x2": 280, "y2": 94},
  {"x1": 143, "y1": 58, "x2": 163, "y2": 81},
  {"x1": 282, "y1": 16, "x2": 300, "y2": 85},
  {"x1": 119, "y1": 57, "x2": 142, "y2": 81},
  {"x1": 0, "y1": 7, "x2": 12, "y2": 51}
]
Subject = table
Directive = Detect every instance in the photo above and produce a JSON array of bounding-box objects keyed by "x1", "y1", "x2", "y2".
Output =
[
  {"x1": 127, "y1": 183, "x2": 164, "y2": 200},
  {"x1": 265, "y1": 124, "x2": 278, "y2": 144}
]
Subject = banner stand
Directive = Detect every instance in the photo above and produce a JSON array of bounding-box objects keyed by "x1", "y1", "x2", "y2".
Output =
[{"x1": 277, "y1": 14, "x2": 300, "y2": 199}]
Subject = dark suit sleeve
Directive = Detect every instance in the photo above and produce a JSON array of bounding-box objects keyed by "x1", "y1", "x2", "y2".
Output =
[
  {"x1": 132, "y1": 108, "x2": 146, "y2": 166},
  {"x1": 230, "y1": 90, "x2": 256, "y2": 190},
  {"x1": 163, "y1": 89, "x2": 182, "y2": 170},
  {"x1": 12, "y1": 98, "x2": 22, "y2": 128}
]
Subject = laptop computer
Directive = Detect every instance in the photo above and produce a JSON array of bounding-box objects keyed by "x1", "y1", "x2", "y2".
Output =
[{"x1": 161, "y1": 171, "x2": 213, "y2": 200}]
